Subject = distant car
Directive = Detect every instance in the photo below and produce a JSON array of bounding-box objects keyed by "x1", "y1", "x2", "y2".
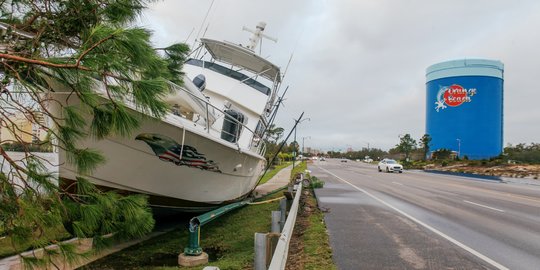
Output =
[
  {"x1": 378, "y1": 159, "x2": 403, "y2": 173},
  {"x1": 340, "y1": 158, "x2": 348, "y2": 163},
  {"x1": 319, "y1": 157, "x2": 325, "y2": 161}
]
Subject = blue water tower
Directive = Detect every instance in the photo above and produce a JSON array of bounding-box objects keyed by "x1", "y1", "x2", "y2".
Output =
[{"x1": 426, "y1": 59, "x2": 504, "y2": 159}]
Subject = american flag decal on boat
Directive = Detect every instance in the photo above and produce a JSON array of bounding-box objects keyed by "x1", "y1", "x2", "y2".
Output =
[{"x1": 135, "y1": 133, "x2": 221, "y2": 173}]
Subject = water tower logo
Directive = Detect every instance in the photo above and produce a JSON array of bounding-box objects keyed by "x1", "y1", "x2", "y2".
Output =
[{"x1": 435, "y1": 84, "x2": 477, "y2": 112}]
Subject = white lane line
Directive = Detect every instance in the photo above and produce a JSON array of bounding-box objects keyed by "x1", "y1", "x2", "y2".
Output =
[
  {"x1": 317, "y1": 166, "x2": 509, "y2": 270},
  {"x1": 463, "y1": 200, "x2": 505, "y2": 213},
  {"x1": 392, "y1": 182, "x2": 403, "y2": 186}
]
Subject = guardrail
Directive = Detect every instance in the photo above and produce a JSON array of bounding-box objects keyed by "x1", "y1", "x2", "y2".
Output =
[{"x1": 266, "y1": 175, "x2": 303, "y2": 270}]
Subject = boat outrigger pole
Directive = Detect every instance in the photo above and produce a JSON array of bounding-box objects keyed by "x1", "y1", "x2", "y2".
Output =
[
  {"x1": 255, "y1": 111, "x2": 305, "y2": 187},
  {"x1": 262, "y1": 85, "x2": 289, "y2": 136}
]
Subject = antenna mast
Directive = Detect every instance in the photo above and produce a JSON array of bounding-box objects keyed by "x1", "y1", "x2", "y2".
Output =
[{"x1": 242, "y1": 22, "x2": 277, "y2": 52}]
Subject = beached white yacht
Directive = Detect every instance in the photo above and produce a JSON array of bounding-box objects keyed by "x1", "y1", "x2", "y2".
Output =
[{"x1": 52, "y1": 22, "x2": 283, "y2": 212}]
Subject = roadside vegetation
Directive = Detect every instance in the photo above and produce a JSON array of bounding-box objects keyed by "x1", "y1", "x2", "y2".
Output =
[
  {"x1": 258, "y1": 161, "x2": 292, "y2": 185},
  {"x1": 321, "y1": 133, "x2": 540, "y2": 179},
  {"x1": 309, "y1": 176, "x2": 325, "y2": 189},
  {"x1": 287, "y1": 162, "x2": 336, "y2": 269},
  {"x1": 395, "y1": 143, "x2": 540, "y2": 179},
  {"x1": 286, "y1": 179, "x2": 335, "y2": 270},
  {"x1": 0, "y1": 140, "x2": 52, "y2": 152},
  {"x1": 82, "y1": 191, "x2": 285, "y2": 269},
  {"x1": 81, "y1": 161, "x2": 337, "y2": 269},
  {"x1": 0, "y1": 226, "x2": 70, "y2": 258},
  {"x1": 290, "y1": 161, "x2": 307, "y2": 180}
]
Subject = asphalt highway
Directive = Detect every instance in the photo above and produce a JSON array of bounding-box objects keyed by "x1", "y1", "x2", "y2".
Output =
[{"x1": 309, "y1": 159, "x2": 540, "y2": 270}]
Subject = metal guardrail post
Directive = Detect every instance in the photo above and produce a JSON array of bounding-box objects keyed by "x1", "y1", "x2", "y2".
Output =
[
  {"x1": 267, "y1": 174, "x2": 303, "y2": 270},
  {"x1": 271, "y1": 211, "x2": 281, "y2": 233},
  {"x1": 254, "y1": 233, "x2": 267, "y2": 270},
  {"x1": 279, "y1": 198, "x2": 287, "y2": 231}
]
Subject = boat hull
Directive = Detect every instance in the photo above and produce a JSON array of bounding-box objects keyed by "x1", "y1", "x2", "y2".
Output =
[{"x1": 53, "y1": 99, "x2": 266, "y2": 212}]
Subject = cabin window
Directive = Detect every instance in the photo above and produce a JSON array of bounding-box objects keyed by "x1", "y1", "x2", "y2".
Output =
[
  {"x1": 192, "y1": 74, "x2": 206, "y2": 91},
  {"x1": 221, "y1": 109, "x2": 245, "y2": 143},
  {"x1": 186, "y1": 59, "x2": 271, "y2": 96}
]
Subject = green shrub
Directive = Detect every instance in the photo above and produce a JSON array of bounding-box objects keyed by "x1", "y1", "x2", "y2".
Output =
[
  {"x1": 432, "y1": 148, "x2": 453, "y2": 160},
  {"x1": 310, "y1": 176, "x2": 325, "y2": 189},
  {"x1": 1, "y1": 141, "x2": 52, "y2": 152}
]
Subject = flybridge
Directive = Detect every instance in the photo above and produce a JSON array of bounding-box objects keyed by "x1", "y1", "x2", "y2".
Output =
[{"x1": 200, "y1": 38, "x2": 281, "y2": 83}]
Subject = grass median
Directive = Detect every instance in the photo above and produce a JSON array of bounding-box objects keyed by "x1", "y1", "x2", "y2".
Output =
[
  {"x1": 258, "y1": 161, "x2": 292, "y2": 185},
  {"x1": 82, "y1": 161, "x2": 336, "y2": 269}
]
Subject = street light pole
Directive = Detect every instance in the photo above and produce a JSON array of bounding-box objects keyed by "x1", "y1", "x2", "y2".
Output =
[
  {"x1": 457, "y1": 138, "x2": 461, "y2": 159},
  {"x1": 293, "y1": 127, "x2": 296, "y2": 169},
  {"x1": 292, "y1": 117, "x2": 310, "y2": 170},
  {"x1": 301, "y1": 136, "x2": 311, "y2": 156}
]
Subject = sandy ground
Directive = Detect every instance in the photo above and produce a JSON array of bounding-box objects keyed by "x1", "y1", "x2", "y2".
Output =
[{"x1": 426, "y1": 162, "x2": 540, "y2": 180}]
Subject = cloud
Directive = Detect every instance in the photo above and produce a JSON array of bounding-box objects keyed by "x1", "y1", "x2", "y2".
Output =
[{"x1": 141, "y1": 0, "x2": 540, "y2": 151}]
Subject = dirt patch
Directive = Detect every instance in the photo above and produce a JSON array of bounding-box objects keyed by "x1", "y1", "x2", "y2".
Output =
[
  {"x1": 285, "y1": 191, "x2": 309, "y2": 270},
  {"x1": 285, "y1": 188, "x2": 335, "y2": 270},
  {"x1": 426, "y1": 163, "x2": 540, "y2": 179}
]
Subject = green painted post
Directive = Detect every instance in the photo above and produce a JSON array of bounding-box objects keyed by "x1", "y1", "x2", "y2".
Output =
[
  {"x1": 184, "y1": 221, "x2": 203, "y2": 256},
  {"x1": 183, "y1": 200, "x2": 250, "y2": 256}
]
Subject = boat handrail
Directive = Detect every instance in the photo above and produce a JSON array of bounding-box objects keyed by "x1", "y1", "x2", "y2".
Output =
[
  {"x1": 41, "y1": 71, "x2": 266, "y2": 156},
  {"x1": 168, "y1": 81, "x2": 265, "y2": 155}
]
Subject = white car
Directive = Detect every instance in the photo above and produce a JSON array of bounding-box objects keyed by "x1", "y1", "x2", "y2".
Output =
[{"x1": 378, "y1": 159, "x2": 403, "y2": 173}]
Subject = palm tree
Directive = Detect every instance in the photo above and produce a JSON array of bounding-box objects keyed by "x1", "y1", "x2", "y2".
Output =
[{"x1": 266, "y1": 124, "x2": 284, "y2": 143}]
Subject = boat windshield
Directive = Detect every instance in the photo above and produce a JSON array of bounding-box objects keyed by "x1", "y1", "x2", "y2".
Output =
[{"x1": 186, "y1": 59, "x2": 271, "y2": 96}]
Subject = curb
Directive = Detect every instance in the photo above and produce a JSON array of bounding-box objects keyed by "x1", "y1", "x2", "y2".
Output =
[{"x1": 423, "y1": 170, "x2": 503, "y2": 182}]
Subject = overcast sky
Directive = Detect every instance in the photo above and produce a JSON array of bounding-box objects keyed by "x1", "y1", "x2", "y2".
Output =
[{"x1": 139, "y1": 0, "x2": 540, "y2": 152}]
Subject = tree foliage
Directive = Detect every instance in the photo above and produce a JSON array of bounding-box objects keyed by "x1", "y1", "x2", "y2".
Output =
[
  {"x1": 395, "y1": 134, "x2": 417, "y2": 160},
  {"x1": 0, "y1": 0, "x2": 189, "y2": 267},
  {"x1": 265, "y1": 123, "x2": 284, "y2": 144},
  {"x1": 504, "y1": 143, "x2": 540, "y2": 163},
  {"x1": 419, "y1": 134, "x2": 432, "y2": 160},
  {"x1": 326, "y1": 147, "x2": 387, "y2": 160},
  {"x1": 432, "y1": 148, "x2": 453, "y2": 160}
]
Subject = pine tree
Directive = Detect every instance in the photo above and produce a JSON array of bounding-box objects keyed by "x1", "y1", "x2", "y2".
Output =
[
  {"x1": 0, "y1": 1, "x2": 189, "y2": 267},
  {"x1": 419, "y1": 134, "x2": 432, "y2": 160},
  {"x1": 396, "y1": 134, "x2": 417, "y2": 161}
]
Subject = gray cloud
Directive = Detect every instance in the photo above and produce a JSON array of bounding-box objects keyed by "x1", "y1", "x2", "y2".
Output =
[{"x1": 140, "y1": 0, "x2": 540, "y2": 151}]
